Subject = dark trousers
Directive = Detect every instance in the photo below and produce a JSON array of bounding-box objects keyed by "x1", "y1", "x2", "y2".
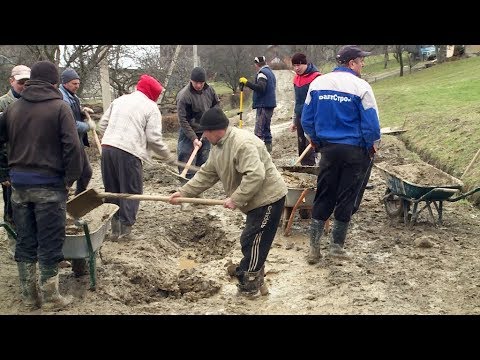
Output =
[
  {"x1": 177, "y1": 129, "x2": 211, "y2": 179},
  {"x1": 75, "y1": 148, "x2": 92, "y2": 195},
  {"x1": 238, "y1": 196, "x2": 285, "y2": 273},
  {"x1": 254, "y1": 107, "x2": 274, "y2": 144},
  {"x1": 312, "y1": 143, "x2": 371, "y2": 223},
  {"x1": 352, "y1": 157, "x2": 374, "y2": 215},
  {"x1": 101, "y1": 146, "x2": 143, "y2": 226},
  {"x1": 294, "y1": 114, "x2": 316, "y2": 166},
  {"x1": 11, "y1": 186, "x2": 67, "y2": 266},
  {"x1": 2, "y1": 184, "x2": 13, "y2": 225}
]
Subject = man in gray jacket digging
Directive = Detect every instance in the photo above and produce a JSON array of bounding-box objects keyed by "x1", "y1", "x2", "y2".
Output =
[{"x1": 169, "y1": 107, "x2": 287, "y2": 297}]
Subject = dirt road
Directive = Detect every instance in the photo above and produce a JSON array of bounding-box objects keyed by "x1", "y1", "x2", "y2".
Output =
[{"x1": 1, "y1": 70, "x2": 479, "y2": 315}]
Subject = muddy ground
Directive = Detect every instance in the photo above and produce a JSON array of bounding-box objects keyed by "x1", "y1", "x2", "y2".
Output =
[{"x1": 1, "y1": 70, "x2": 479, "y2": 315}]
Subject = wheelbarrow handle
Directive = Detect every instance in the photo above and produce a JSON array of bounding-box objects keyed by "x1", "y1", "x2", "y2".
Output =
[{"x1": 447, "y1": 186, "x2": 480, "y2": 202}]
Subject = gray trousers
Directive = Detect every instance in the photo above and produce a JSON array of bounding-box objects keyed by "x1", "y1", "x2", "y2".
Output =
[{"x1": 101, "y1": 146, "x2": 143, "y2": 226}]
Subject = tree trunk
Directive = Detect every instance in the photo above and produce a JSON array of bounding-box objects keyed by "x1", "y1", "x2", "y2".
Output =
[{"x1": 158, "y1": 45, "x2": 182, "y2": 105}]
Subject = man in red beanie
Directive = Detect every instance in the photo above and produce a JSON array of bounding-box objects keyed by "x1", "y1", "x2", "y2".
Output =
[{"x1": 98, "y1": 74, "x2": 175, "y2": 240}]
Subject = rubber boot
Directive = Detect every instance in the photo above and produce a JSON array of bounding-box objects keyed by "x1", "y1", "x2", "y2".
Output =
[
  {"x1": 109, "y1": 216, "x2": 120, "y2": 241},
  {"x1": 118, "y1": 223, "x2": 132, "y2": 240},
  {"x1": 7, "y1": 233, "x2": 16, "y2": 260},
  {"x1": 237, "y1": 265, "x2": 268, "y2": 297},
  {"x1": 307, "y1": 219, "x2": 325, "y2": 264},
  {"x1": 71, "y1": 259, "x2": 88, "y2": 277},
  {"x1": 17, "y1": 262, "x2": 41, "y2": 310},
  {"x1": 329, "y1": 219, "x2": 351, "y2": 259},
  {"x1": 265, "y1": 142, "x2": 272, "y2": 154},
  {"x1": 39, "y1": 264, "x2": 73, "y2": 311}
]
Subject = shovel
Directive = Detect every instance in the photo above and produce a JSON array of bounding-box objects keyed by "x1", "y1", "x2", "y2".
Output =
[
  {"x1": 292, "y1": 143, "x2": 313, "y2": 166},
  {"x1": 180, "y1": 143, "x2": 201, "y2": 178},
  {"x1": 238, "y1": 83, "x2": 244, "y2": 128},
  {"x1": 66, "y1": 188, "x2": 224, "y2": 219},
  {"x1": 84, "y1": 110, "x2": 102, "y2": 154}
]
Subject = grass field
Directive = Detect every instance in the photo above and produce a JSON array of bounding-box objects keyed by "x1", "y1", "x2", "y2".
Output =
[{"x1": 373, "y1": 56, "x2": 480, "y2": 201}]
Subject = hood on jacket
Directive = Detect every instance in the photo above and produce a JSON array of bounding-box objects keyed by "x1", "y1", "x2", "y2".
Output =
[
  {"x1": 136, "y1": 74, "x2": 163, "y2": 102},
  {"x1": 20, "y1": 80, "x2": 63, "y2": 103}
]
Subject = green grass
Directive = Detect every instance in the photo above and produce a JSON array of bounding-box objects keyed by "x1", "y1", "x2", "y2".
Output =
[
  {"x1": 363, "y1": 52, "x2": 411, "y2": 75},
  {"x1": 373, "y1": 56, "x2": 480, "y2": 202},
  {"x1": 209, "y1": 82, "x2": 234, "y2": 96}
]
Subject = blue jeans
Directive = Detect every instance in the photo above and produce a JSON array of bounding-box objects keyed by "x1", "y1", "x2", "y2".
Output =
[
  {"x1": 11, "y1": 186, "x2": 67, "y2": 266},
  {"x1": 177, "y1": 128, "x2": 210, "y2": 179}
]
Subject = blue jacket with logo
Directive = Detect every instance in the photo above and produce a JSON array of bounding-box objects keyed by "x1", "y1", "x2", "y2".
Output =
[{"x1": 301, "y1": 67, "x2": 380, "y2": 151}]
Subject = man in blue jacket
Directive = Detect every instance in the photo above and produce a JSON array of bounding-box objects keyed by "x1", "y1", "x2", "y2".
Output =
[
  {"x1": 301, "y1": 45, "x2": 381, "y2": 263},
  {"x1": 239, "y1": 56, "x2": 276, "y2": 153}
]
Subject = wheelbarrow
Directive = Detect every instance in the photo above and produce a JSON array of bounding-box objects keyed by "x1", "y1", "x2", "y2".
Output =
[
  {"x1": 63, "y1": 203, "x2": 119, "y2": 290},
  {"x1": 375, "y1": 162, "x2": 480, "y2": 227}
]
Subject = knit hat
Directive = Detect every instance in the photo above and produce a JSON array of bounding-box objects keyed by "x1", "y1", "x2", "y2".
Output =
[
  {"x1": 191, "y1": 67, "x2": 206, "y2": 82},
  {"x1": 197, "y1": 107, "x2": 229, "y2": 131},
  {"x1": 61, "y1": 68, "x2": 80, "y2": 84},
  {"x1": 336, "y1": 45, "x2": 371, "y2": 64},
  {"x1": 11, "y1": 65, "x2": 31, "y2": 80},
  {"x1": 254, "y1": 56, "x2": 266, "y2": 64},
  {"x1": 136, "y1": 74, "x2": 163, "y2": 102},
  {"x1": 30, "y1": 61, "x2": 59, "y2": 85},
  {"x1": 291, "y1": 53, "x2": 307, "y2": 65}
]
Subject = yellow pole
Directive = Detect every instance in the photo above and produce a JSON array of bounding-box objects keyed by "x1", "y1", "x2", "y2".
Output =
[{"x1": 238, "y1": 83, "x2": 244, "y2": 128}]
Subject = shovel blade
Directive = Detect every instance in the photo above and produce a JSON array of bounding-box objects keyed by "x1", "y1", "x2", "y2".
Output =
[{"x1": 66, "y1": 188, "x2": 104, "y2": 218}]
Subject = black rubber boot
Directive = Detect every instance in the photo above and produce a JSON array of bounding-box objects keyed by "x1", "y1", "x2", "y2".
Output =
[
  {"x1": 17, "y1": 262, "x2": 40, "y2": 310},
  {"x1": 72, "y1": 259, "x2": 89, "y2": 277},
  {"x1": 265, "y1": 143, "x2": 272, "y2": 153},
  {"x1": 329, "y1": 219, "x2": 351, "y2": 258},
  {"x1": 237, "y1": 265, "x2": 268, "y2": 297},
  {"x1": 307, "y1": 219, "x2": 325, "y2": 264}
]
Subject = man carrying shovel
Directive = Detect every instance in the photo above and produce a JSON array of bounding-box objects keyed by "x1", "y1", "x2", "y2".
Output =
[
  {"x1": 97, "y1": 74, "x2": 176, "y2": 241},
  {"x1": 169, "y1": 107, "x2": 287, "y2": 297},
  {"x1": 176, "y1": 67, "x2": 220, "y2": 179}
]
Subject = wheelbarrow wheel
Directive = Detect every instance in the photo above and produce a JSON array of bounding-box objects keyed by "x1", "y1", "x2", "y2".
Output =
[{"x1": 384, "y1": 189, "x2": 404, "y2": 218}]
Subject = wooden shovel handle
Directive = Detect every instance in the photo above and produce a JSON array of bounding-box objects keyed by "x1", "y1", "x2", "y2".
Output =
[
  {"x1": 84, "y1": 111, "x2": 102, "y2": 155},
  {"x1": 293, "y1": 143, "x2": 313, "y2": 166},
  {"x1": 180, "y1": 144, "x2": 200, "y2": 177},
  {"x1": 98, "y1": 192, "x2": 224, "y2": 205}
]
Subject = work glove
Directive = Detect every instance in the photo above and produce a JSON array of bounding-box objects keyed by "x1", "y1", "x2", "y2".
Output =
[
  {"x1": 82, "y1": 107, "x2": 94, "y2": 114},
  {"x1": 239, "y1": 77, "x2": 248, "y2": 85},
  {"x1": 87, "y1": 119, "x2": 96, "y2": 131}
]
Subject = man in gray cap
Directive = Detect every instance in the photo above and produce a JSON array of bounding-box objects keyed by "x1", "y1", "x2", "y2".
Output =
[
  {"x1": 58, "y1": 67, "x2": 97, "y2": 277},
  {"x1": 169, "y1": 107, "x2": 287, "y2": 297},
  {"x1": 0, "y1": 64, "x2": 31, "y2": 258},
  {"x1": 0, "y1": 60, "x2": 83, "y2": 311},
  {"x1": 176, "y1": 67, "x2": 220, "y2": 179},
  {"x1": 301, "y1": 45, "x2": 381, "y2": 263},
  {"x1": 59, "y1": 68, "x2": 96, "y2": 195}
]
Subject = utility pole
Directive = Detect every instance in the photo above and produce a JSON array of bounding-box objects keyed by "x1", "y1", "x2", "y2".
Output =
[
  {"x1": 99, "y1": 48, "x2": 111, "y2": 111},
  {"x1": 193, "y1": 45, "x2": 198, "y2": 67}
]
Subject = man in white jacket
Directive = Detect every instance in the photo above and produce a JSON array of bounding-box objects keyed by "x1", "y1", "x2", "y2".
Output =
[{"x1": 98, "y1": 74, "x2": 175, "y2": 240}]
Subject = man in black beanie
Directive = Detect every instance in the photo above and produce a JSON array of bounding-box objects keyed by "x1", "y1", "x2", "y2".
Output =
[
  {"x1": 176, "y1": 66, "x2": 219, "y2": 179},
  {"x1": 169, "y1": 107, "x2": 287, "y2": 297},
  {"x1": 0, "y1": 60, "x2": 83, "y2": 311}
]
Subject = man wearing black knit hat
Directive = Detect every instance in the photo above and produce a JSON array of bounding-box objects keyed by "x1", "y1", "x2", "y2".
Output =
[
  {"x1": 0, "y1": 60, "x2": 83, "y2": 311},
  {"x1": 169, "y1": 107, "x2": 287, "y2": 297},
  {"x1": 176, "y1": 66, "x2": 220, "y2": 180}
]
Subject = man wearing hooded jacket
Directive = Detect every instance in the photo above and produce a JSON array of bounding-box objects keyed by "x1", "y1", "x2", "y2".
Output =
[
  {"x1": 0, "y1": 60, "x2": 83, "y2": 310},
  {"x1": 98, "y1": 74, "x2": 175, "y2": 240}
]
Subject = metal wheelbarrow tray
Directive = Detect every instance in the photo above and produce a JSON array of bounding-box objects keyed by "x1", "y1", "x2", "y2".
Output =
[
  {"x1": 375, "y1": 162, "x2": 480, "y2": 227},
  {"x1": 64, "y1": 203, "x2": 119, "y2": 289}
]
